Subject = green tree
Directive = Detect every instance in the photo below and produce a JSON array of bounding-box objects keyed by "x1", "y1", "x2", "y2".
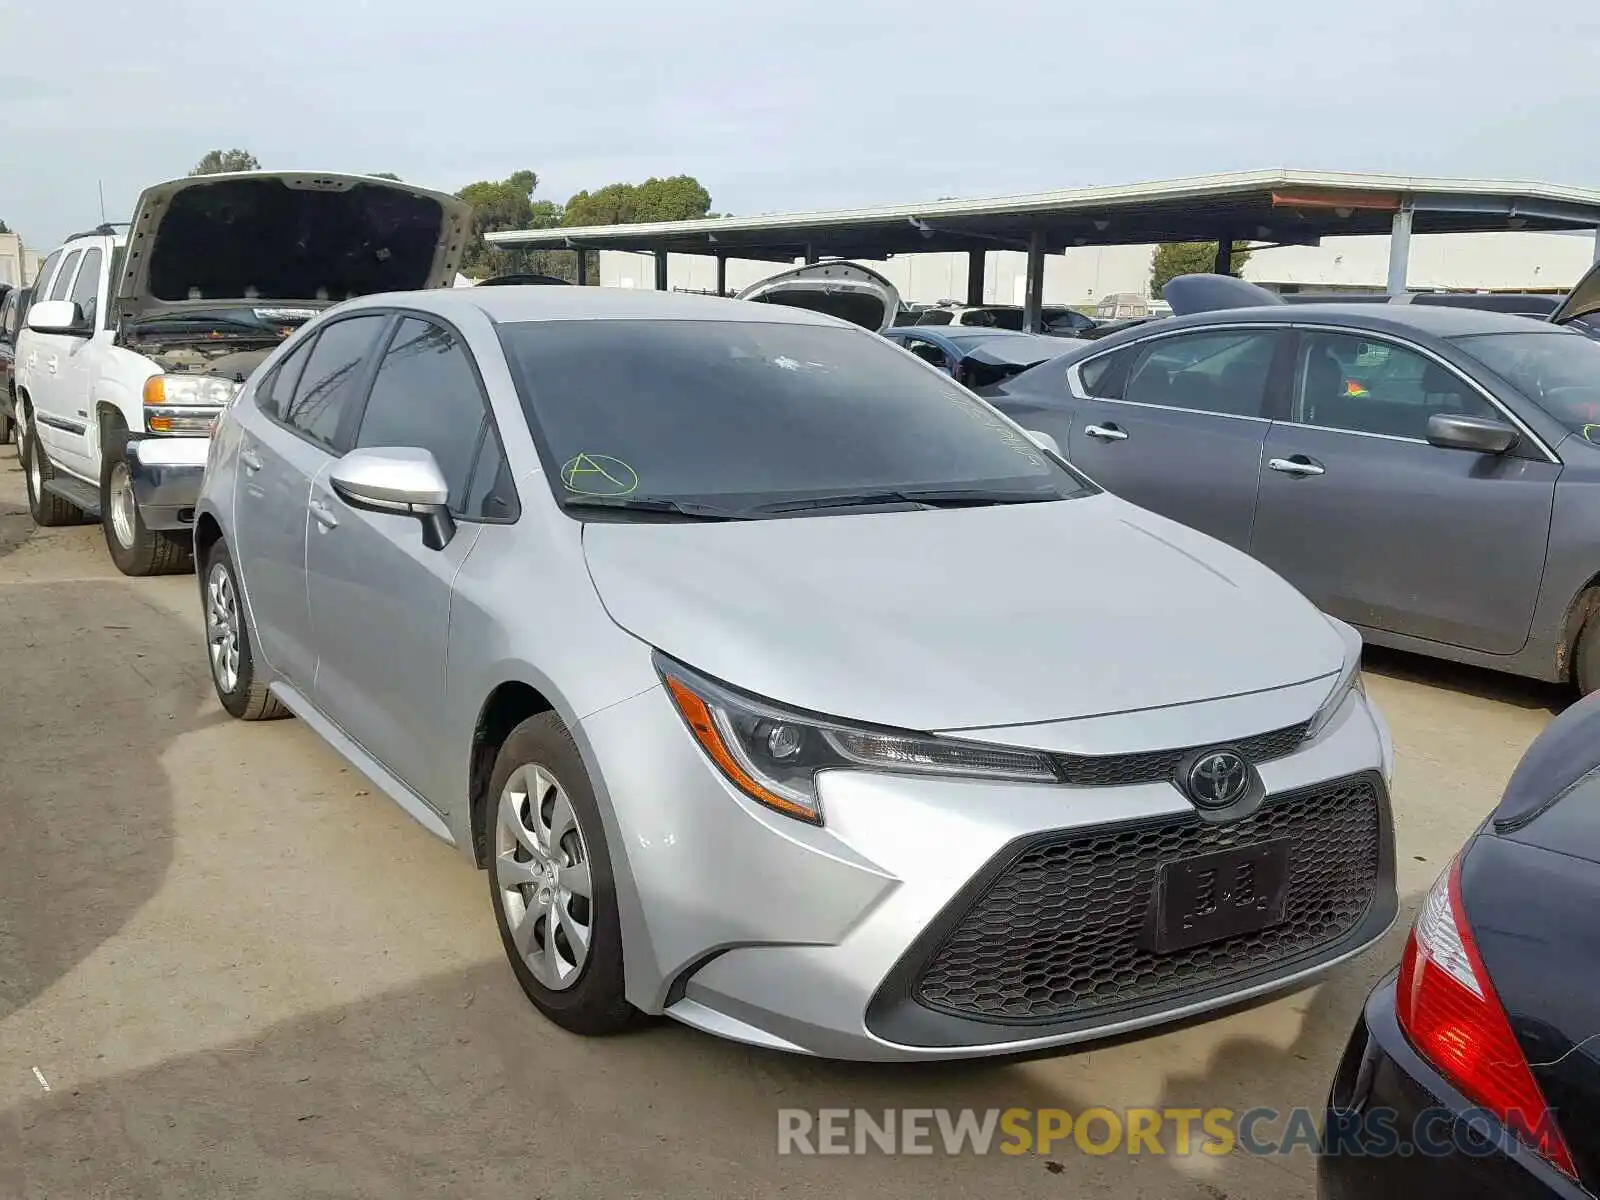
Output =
[
  {"x1": 1149, "y1": 241, "x2": 1252, "y2": 296},
  {"x1": 189, "y1": 149, "x2": 261, "y2": 176},
  {"x1": 0, "y1": 219, "x2": 9, "y2": 234},
  {"x1": 455, "y1": 170, "x2": 545, "y2": 278},
  {"x1": 561, "y1": 175, "x2": 712, "y2": 227}
]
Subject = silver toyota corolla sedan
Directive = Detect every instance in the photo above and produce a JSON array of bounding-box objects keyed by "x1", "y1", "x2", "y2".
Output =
[{"x1": 194, "y1": 286, "x2": 1397, "y2": 1061}]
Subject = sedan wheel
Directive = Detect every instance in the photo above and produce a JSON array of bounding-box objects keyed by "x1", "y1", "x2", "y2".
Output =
[
  {"x1": 495, "y1": 764, "x2": 594, "y2": 991},
  {"x1": 201, "y1": 541, "x2": 288, "y2": 722},
  {"x1": 486, "y1": 713, "x2": 638, "y2": 1034},
  {"x1": 206, "y1": 560, "x2": 243, "y2": 695}
]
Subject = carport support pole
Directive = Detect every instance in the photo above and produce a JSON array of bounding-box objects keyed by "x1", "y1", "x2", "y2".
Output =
[
  {"x1": 804, "y1": 245, "x2": 819, "y2": 265},
  {"x1": 654, "y1": 250, "x2": 669, "y2": 291},
  {"x1": 575, "y1": 248, "x2": 588, "y2": 286},
  {"x1": 1211, "y1": 237, "x2": 1233, "y2": 276},
  {"x1": 716, "y1": 253, "x2": 728, "y2": 296},
  {"x1": 1023, "y1": 230, "x2": 1045, "y2": 333},
  {"x1": 1592, "y1": 228, "x2": 1600, "y2": 264},
  {"x1": 1387, "y1": 203, "x2": 1414, "y2": 296},
  {"x1": 966, "y1": 249, "x2": 986, "y2": 306}
]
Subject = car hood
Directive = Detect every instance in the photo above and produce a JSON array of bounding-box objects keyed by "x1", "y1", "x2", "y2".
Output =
[
  {"x1": 116, "y1": 171, "x2": 471, "y2": 323},
  {"x1": 1551, "y1": 258, "x2": 1600, "y2": 327},
  {"x1": 736, "y1": 261, "x2": 900, "y2": 333},
  {"x1": 581, "y1": 493, "x2": 1344, "y2": 731}
]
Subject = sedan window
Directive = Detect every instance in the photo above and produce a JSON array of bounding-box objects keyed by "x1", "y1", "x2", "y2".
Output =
[
  {"x1": 1294, "y1": 332, "x2": 1496, "y2": 441},
  {"x1": 1453, "y1": 330, "x2": 1600, "y2": 439},
  {"x1": 1122, "y1": 329, "x2": 1277, "y2": 417},
  {"x1": 281, "y1": 314, "x2": 387, "y2": 452},
  {"x1": 499, "y1": 318, "x2": 1093, "y2": 517}
]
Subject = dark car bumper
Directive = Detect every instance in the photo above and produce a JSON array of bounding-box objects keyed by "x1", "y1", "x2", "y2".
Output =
[
  {"x1": 124, "y1": 437, "x2": 209, "y2": 533},
  {"x1": 1317, "y1": 971, "x2": 1585, "y2": 1199}
]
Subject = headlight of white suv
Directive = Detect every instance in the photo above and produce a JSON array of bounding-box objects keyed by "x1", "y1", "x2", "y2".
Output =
[
  {"x1": 1307, "y1": 615, "x2": 1367, "y2": 739},
  {"x1": 143, "y1": 374, "x2": 243, "y2": 433},
  {"x1": 657, "y1": 654, "x2": 1058, "y2": 825}
]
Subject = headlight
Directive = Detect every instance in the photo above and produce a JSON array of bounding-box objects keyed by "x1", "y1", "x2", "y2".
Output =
[
  {"x1": 1307, "y1": 615, "x2": 1366, "y2": 739},
  {"x1": 143, "y1": 374, "x2": 243, "y2": 433},
  {"x1": 657, "y1": 655, "x2": 1058, "y2": 825}
]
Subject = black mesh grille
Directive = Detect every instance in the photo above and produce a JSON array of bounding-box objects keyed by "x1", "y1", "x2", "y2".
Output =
[
  {"x1": 1052, "y1": 721, "x2": 1309, "y2": 787},
  {"x1": 913, "y1": 774, "x2": 1381, "y2": 1024}
]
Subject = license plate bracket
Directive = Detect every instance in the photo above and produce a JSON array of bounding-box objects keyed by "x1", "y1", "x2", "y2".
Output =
[{"x1": 1149, "y1": 839, "x2": 1291, "y2": 954}]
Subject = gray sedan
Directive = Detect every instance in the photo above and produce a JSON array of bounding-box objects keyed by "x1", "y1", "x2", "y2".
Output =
[
  {"x1": 986, "y1": 299, "x2": 1600, "y2": 692},
  {"x1": 194, "y1": 286, "x2": 1394, "y2": 1060}
]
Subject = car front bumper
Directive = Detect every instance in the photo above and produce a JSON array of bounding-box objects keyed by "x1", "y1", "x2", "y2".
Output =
[
  {"x1": 124, "y1": 437, "x2": 209, "y2": 533},
  {"x1": 576, "y1": 681, "x2": 1398, "y2": 1061},
  {"x1": 1318, "y1": 973, "x2": 1585, "y2": 1199}
]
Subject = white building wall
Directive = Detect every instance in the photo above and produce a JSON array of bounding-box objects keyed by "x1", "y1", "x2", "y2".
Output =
[{"x1": 599, "y1": 229, "x2": 1600, "y2": 305}]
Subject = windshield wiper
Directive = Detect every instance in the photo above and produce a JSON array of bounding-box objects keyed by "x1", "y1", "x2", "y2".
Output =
[
  {"x1": 751, "y1": 487, "x2": 1060, "y2": 515},
  {"x1": 562, "y1": 495, "x2": 750, "y2": 522}
]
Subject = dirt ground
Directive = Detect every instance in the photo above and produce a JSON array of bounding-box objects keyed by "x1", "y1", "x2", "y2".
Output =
[{"x1": 0, "y1": 446, "x2": 1566, "y2": 1199}]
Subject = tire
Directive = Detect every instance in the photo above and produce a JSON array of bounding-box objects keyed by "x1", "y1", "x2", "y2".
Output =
[
  {"x1": 1577, "y1": 616, "x2": 1600, "y2": 697},
  {"x1": 487, "y1": 712, "x2": 639, "y2": 1036},
  {"x1": 23, "y1": 427, "x2": 83, "y2": 527},
  {"x1": 100, "y1": 421, "x2": 193, "y2": 576},
  {"x1": 0, "y1": 408, "x2": 12, "y2": 446},
  {"x1": 202, "y1": 540, "x2": 289, "y2": 721}
]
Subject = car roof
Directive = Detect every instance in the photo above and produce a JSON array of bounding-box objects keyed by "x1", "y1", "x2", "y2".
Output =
[
  {"x1": 1089, "y1": 302, "x2": 1561, "y2": 345},
  {"x1": 351, "y1": 285, "x2": 850, "y2": 327}
]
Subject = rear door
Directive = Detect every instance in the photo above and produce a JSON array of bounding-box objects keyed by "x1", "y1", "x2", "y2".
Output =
[
  {"x1": 1063, "y1": 326, "x2": 1282, "y2": 549},
  {"x1": 231, "y1": 313, "x2": 390, "y2": 688},
  {"x1": 1249, "y1": 329, "x2": 1558, "y2": 653}
]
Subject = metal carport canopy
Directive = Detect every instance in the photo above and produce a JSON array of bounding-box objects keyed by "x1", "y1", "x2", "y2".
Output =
[{"x1": 485, "y1": 169, "x2": 1600, "y2": 261}]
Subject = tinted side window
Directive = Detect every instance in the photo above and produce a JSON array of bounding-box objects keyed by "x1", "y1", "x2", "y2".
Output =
[
  {"x1": 1123, "y1": 330, "x2": 1277, "y2": 417},
  {"x1": 48, "y1": 251, "x2": 82, "y2": 302},
  {"x1": 463, "y1": 424, "x2": 519, "y2": 520},
  {"x1": 1079, "y1": 346, "x2": 1133, "y2": 398},
  {"x1": 33, "y1": 252, "x2": 61, "y2": 300},
  {"x1": 1294, "y1": 331, "x2": 1496, "y2": 441},
  {"x1": 258, "y1": 335, "x2": 317, "y2": 419},
  {"x1": 70, "y1": 248, "x2": 103, "y2": 326},
  {"x1": 0, "y1": 293, "x2": 15, "y2": 341},
  {"x1": 901, "y1": 338, "x2": 949, "y2": 368},
  {"x1": 282, "y1": 315, "x2": 387, "y2": 451},
  {"x1": 354, "y1": 318, "x2": 488, "y2": 509}
]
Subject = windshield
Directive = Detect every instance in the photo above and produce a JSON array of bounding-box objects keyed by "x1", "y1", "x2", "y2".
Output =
[
  {"x1": 1452, "y1": 330, "x2": 1600, "y2": 436},
  {"x1": 498, "y1": 319, "x2": 1093, "y2": 518}
]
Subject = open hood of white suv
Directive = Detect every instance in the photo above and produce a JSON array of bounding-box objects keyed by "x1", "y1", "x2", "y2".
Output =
[
  {"x1": 115, "y1": 171, "x2": 471, "y2": 323},
  {"x1": 737, "y1": 261, "x2": 900, "y2": 333}
]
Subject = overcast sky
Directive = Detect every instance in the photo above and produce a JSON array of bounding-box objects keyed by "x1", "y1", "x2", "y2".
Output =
[{"x1": 6, "y1": 0, "x2": 1599, "y2": 249}]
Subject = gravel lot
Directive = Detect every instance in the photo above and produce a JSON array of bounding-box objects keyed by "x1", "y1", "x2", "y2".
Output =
[{"x1": 0, "y1": 446, "x2": 1566, "y2": 1199}]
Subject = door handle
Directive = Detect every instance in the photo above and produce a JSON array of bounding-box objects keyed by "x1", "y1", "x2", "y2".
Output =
[
  {"x1": 1084, "y1": 423, "x2": 1128, "y2": 442},
  {"x1": 239, "y1": 447, "x2": 262, "y2": 473},
  {"x1": 1269, "y1": 455, "x2": 1326, "y2": 478},
  {"x1": 309, "y1": 499, "x2": 339, "y2": 530}
]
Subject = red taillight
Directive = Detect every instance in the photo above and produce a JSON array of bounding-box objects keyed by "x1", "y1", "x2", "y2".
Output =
[{"x1": 1396, "y1": 857, "x2": 1576, "y2": 1177}]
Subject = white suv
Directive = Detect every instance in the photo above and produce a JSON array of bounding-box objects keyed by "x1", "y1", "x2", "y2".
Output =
[{"x1": 16, "y1": 171, "x2": 469, "y2": 574}]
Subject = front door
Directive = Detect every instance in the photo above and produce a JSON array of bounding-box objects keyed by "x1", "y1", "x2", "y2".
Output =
[
  {"x1": 28, "y1": 248, "x2": 83, "y2": 464},
  {"x1": 1249, "y1": 329, "x2": 1558, "y2": 654},
  {"x1": 56, "y1": 244, "x2": 107, "y2": 477},
  {"x1": 306, "y1": 315, "x2": 507, "y2": 807},
  {"x1": 1064, "y1": 327, "x2": 1282, "y2": 550},
  {"x1": 232, "y1": 313, "x2": 390, "y2": 688}
]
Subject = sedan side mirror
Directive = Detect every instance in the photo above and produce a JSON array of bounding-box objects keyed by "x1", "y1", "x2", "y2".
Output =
[
  {"x1": 1025, "y1": 429, "x2": 1062, "y2": 456},
  {"x1": 329, "y1": 447, "x2": 457, "y2": 550},
  {"x1": 27, "y1": 299, "x2": 91, "y2": 337},
  {"x1": 1426, "y1": 412, "x2": 1519, "y2": 455}
]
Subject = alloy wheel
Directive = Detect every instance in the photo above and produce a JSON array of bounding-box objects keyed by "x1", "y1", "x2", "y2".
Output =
[
  {"x1": 109, "y1": 461, "x2": 137, "y2": 548},
  {"x1": 205, "y1": 561, "x2": 241, "y2": 694},
  {"x1": 495, "y1": 763, "x2": 594, "y2": 991}
]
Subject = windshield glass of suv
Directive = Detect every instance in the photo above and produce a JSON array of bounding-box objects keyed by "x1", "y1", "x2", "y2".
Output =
[
  {"x1": 498, "y1": 318, "x2": 1092, "y2": 515},
  {"x1": 1453, "y1": 330, "x2": 1600, "y2": 435}
]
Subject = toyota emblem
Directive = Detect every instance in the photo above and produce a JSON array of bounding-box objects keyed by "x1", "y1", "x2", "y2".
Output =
[{"x1": 1186, "y1": 750, "x2": 1250, "y2": 809}]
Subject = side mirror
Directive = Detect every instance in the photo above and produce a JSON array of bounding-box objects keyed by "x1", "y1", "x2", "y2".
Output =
[
  {"x1": 27, "y1": 299, "x2": 90, "y2": 337},
  {"x1": 1025, "y1": 429, "x2": 1062, "y2": 456},
  {"x1": 1426, "y1": 412, "x2": 1519, "y2": 455},
  {"x1": 329, "y1": 447, "x2": 457, "y2": 550}
]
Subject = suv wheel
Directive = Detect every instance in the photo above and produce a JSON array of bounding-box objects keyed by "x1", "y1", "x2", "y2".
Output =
[
  {"x1": 202, "y1": 540, "x2": 288, "y2": 721},
  {"x1": 487, "y1": 713, "x2": 639, "y2": 1035},
  {"x1": 0, "y1": 408, "x2": 12, "y2": 445},
  {"x1": 100, "y1": 421, "x2": 192, "y2": 576},
  {"x1": 23, "y1": 428, "x2": 83, "y2": 527}
]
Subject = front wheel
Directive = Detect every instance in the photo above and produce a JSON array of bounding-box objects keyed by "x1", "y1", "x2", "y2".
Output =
[
  {"x1": 100, "y1": 429, "x2": 192, "y2": 576},
  {"x1": 487, "y1": 713, "x2": 639, "y2": 1036}
]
